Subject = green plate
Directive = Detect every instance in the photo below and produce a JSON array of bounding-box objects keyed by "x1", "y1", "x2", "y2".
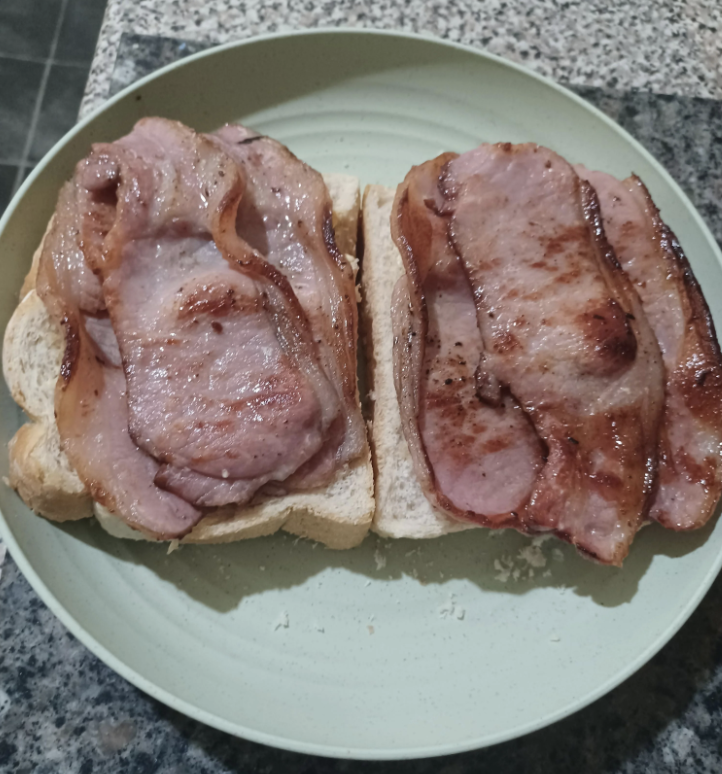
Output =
[{"x1": 1, "y1": 29, "x2": 721, "y2": 760}]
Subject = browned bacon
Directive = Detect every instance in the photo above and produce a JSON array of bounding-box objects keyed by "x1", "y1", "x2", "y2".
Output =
[
  {"x1": 82, "y1": 119, "x2": 341, "y2": 507},
  {"x1": 577, "y1": 167, "x2": 722, "y2": 530},
  {"x1": 439, "y1": 143, "x2": 665, "y2": 565},
  {"x1": 36, "y1": 180, "x2": 201, "y2": 539},
  {"x1": 213, "y1": 125, "x2": 366, "y2": 488},
  {"x1": 391, "y1": 154, "x2": 543, "y2": 527},
  {"x1": 33, "y1": 116, "x2": 366, "y2": 533}
]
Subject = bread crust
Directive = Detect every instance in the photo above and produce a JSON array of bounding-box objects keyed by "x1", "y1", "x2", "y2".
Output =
[{"x1": 9, "y1": 422, "x2": 92, "y2": 522}]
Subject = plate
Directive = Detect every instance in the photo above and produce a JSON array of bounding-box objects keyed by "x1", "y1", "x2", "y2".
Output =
[{"x1": 1, "y1": 29, "x2": 722, "y2": 760}]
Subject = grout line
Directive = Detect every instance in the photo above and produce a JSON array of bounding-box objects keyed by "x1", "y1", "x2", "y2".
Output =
[
  {"x1": 0, "y1": 52, "x2": 90, "y2": 68},
  {"x1": 11, "y1": 0, "x2": 70, "y2": 194},
  {"x1": 0, "y1": 53, "x2": 51, "y2": 65}
]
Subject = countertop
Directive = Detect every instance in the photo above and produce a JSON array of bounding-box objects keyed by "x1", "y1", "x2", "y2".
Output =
[{"x1": 2, "y1": 1, "x2": 722, "y2": 771}]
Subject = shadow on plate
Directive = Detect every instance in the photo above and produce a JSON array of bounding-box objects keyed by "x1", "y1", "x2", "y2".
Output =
[{"x1": 57, "y1": 504, "x2": 718, "y2": 614}]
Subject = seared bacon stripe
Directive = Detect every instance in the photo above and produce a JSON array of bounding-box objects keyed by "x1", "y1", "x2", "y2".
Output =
[
  {"x1": 213, "y1": 125, "x2": 366, "y2": 488},
  {"x1": 391, "y1": 155, "x2": 544, "y2": 527},
  {"x1": 442, "y1": 143, "x2": 665, "y2": 565},
  {"x1": 33, "y1": 117, "x2": 364, "y2": 533},
  {"x1": 36, "y1": 181, "x2": 201, "y2": 539},
  {"x1": 577, "y1": 166, "x2": 722, "y2": 530},
  {"x1": 83, "y1": 119, "x2": 341, "y2": 507}
]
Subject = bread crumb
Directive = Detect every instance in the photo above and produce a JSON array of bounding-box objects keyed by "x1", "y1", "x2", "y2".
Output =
[
  {"x1": 438, "y1": 594, "x2": 465, "y2": 621},
  {"x1": 493, "y1": 536, "x2": 557, "y2": 582},
  {"x1": 367, "y1": 625, "x2": 375, "y2": 635},
  {"x1": 518, "y1": 535, "x2": 553, "y2": 569},
  {"x1": 274, "y1": 611, "x2": 289, "y2": 631},
  {"x1": 1, "y1": 477, "x2": 10, "y2": 487},
  {"x1": 259, "y1": 565, "x2": 266, "y2": 571},
  {"x1": 167, "y1": 540, "x2": 180, "y2": 555},
  {"x1": 493, "y1": 557, "x2": 513, "y2": 583},
  {"x1": 373, "y1": 548, "x2": 386, "y2": 570},
  {"x1": 518, "y1": 543, "x2": 546, "y2": 569}
]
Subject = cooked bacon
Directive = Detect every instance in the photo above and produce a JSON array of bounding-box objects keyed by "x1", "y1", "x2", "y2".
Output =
[
  {"x1": 577, "y1": 167, "x2": 722, "y2": 529},
  {"x1": 441, "y1": 143, "x2": 665, "y2": 565},
  {"x1": 36, "y1": 181, "x2": 201, "y2": 539},
  {"x1": 391, "y1": 155, "x2": 543, "y2": 526},
  {"x1": 82, "y1": 119, "x2": 341, "y2": 507},
  {"x1": 36, "y1": 182, "x2": 104, "y2": 319},
  {"x1": 56, "y1": 323, "x2": 202, "y2": 537},
  {"x1": 213, "y1": 125, "x2": 366, "y2": 487},
  {"x1": 75, "y1": 150, "x2": 120, "y2": 277}
]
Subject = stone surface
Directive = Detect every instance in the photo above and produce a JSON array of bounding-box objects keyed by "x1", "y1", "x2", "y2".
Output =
[{"x1": 80, "y1": 0, "x2": 722, "y2": 118}]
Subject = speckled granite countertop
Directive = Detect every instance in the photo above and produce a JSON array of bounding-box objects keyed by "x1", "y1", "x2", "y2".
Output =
[
  {"x1": 81, "y1": 0, "x2": 722, "y2": 118},
  {"x1": 2, "y1": 1, "x2": 722, "y2": 772}
]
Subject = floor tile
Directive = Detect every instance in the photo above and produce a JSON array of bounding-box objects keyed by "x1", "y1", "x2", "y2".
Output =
[
  {"x1": 0, "y1": 0, "x2": 63, "y2": 60},
  {"x1": 0, "y1": 58, "x2": 44, "y2": 161},
  {"x1": 0, "y1": 164, "x2": 19, "y2": 216},
  {"x1": 29, "y1": 64, "x2": 89, "y2": 163},
  {"x1": 55, "y1": 0, "x2": 108, "y2": 64}
]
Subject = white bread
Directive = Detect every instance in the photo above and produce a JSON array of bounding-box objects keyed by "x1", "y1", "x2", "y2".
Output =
[
  {"x1": 360, "y1": 185, "x2": 476, "y2": 539},
  {"x1": 3, "y1": 286, "x2": 93, "y2": 522},
  {"x1": 3, "y1": 173, "x2": 374, "y2": 549}
]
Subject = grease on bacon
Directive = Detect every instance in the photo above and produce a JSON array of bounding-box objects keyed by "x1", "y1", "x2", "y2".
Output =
[
  {"x1": 83, "y1": 119, "x2": 342, "y2": 507},
  {"x1": 577, "y1": 166, "x2": 722, "y2": 530},
  {"x1": 391, "y1": 155, "x2": 544, "y2": 528}
]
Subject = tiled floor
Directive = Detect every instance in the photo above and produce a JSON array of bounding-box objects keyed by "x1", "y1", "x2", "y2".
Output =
[{"x1": 0, "y1": 0, "x2": 108, "y2": 215}]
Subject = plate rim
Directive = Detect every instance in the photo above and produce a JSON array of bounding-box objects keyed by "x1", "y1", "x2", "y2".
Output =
[{"x1": 1, "y1": 27, "x2": 722, "y2": 760}]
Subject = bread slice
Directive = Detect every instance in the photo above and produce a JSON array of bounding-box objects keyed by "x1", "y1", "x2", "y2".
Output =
[
  {"x1": 3, "y1": 287, "x2": 93, "y2": 522},
  {"x1": 3, "y1": 173, "x2": 373, "y2": 549},
  {"x1": 360, "y1": 185, "x2": 476, "y2": 539}
]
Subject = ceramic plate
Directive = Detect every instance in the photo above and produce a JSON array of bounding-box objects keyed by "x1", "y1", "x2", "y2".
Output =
[{"x1": 1, "y1": 30, "x2": 721, "y2": 760}]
